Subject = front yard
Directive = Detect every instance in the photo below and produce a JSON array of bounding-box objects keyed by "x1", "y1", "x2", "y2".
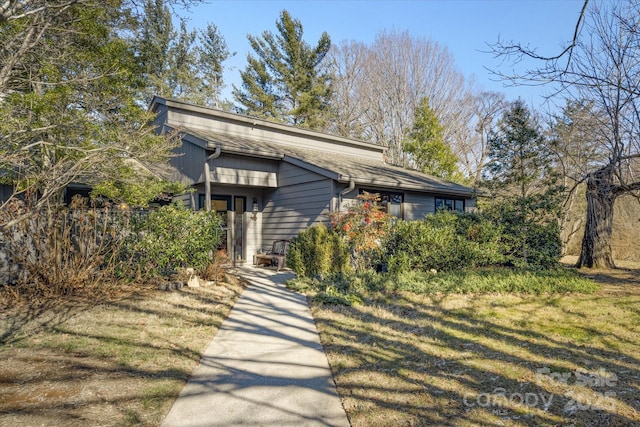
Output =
[
  {"x1": 312, "y1": 262, "x2": 640, "y2": 426},
  {"x1": 0, "y1": 262, "x2": 638, "y2": 426},
  {"x1": 0, "y1": 279, "x2": 245, "y2": 426}
]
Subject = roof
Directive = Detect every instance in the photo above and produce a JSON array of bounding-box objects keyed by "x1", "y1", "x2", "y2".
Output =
[
  {"x1": 151, "y1": 96, "x2": 384, "y2": 158},
  {"x1": 184, "y1": 128, "x2": 475, "y2": 197}
]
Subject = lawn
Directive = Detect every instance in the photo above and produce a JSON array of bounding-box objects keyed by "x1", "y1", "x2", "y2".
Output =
[
  {"x1": 1, "y1": 263, "x2": 638, "y2": 426},
  {"x1": 311, "y1": 263, "x2": 640, "y2": 426},
  {"x1": 0, "y1": 278, "x2": 245, "y2": 426}
]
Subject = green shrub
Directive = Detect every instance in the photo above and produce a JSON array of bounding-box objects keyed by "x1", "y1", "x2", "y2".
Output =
[
  {"x1": 286, "y1": 223, "x2": 351, "y2": 278},
  {"x1": 384, "y1": 211, "x2": 504, "y2": 273},
  {"x1": 483, "y1": 202, "x2": 562, "y2": 268},
  {"x1": 121, "y1": 202, "x2": 223, "y2": 278},
  {"x1": 287, "y1": 267, "x2": 598, "y2": 300}
]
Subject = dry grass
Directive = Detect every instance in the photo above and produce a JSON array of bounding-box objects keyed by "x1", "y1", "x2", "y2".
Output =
[
  {"x1": 313, "y1": 262, "x2": 640, "y2": 426},
  {"x1": 1, "y1": 261, "x2": 638, "y2": 427},
  {"x1": 0, "y1": 276, "x2": 244, "y2": 426}
]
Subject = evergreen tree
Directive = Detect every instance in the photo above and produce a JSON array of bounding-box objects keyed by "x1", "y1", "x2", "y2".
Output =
[
  {"x1": 232, "y1": 10, "x2": 333, "y2": 129},
  {"x1": 167, "y1": 20, "x2": 201, "y2": 102},
  {"x1": 197, "y1": 23, "x2": 234, "y2": 108},
  {"x1": 482, "y1": 100, "x2": 564, "y2": 267},
  {"x1": 404, "y1": 97, "x2": 463, "y2": 182},
  {"x1": 138, "y1": 0, "x2": 175, "y2": 102},
  {"x1": 234, "y1": 55, "x2": 280, "y2": 120},
  {"x1": 0, "y1": 0, "x2": 191, "y2": 217},
  {"x1": 138, "y1": 1, "x2": 232, "y2": 107}
]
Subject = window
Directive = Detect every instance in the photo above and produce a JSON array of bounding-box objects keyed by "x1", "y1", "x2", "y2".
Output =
[
  {"x1": 199, "y1": 195, "x2": 231, "y2": 212},
  {"x1": 234, "y1": 196, "x2": 246, "y2": 214},
  {"x1": 360, "y1": 189, "x2": 404, "y2": 219},
  {"x1": 435, "y1": 197, "x2": 465, "y2": 212}
]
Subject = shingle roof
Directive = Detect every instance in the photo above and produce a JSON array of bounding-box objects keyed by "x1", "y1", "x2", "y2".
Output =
[{"x1": 185, "y1": 128, "x2": 475, "y2": 197}]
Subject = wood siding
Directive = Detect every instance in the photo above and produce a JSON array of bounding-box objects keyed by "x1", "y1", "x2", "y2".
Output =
[
  {"x1": 211, "y1": 155, "x2": 278, "y2": 188},
  {"x1": 404, "y1": 192, "x2": 435, "y2": 220},
  {"x1": 168, "y1": 141, "x2": 206, "y2": 185},
  {"x1": 162, "y1": 101, "x2": 383, "y2": 162},
  {"x1": 261, "y1": 164, "x2": 333, "y2": 244}
]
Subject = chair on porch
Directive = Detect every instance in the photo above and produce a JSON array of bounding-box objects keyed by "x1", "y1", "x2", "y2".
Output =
[{"x1": 253, "y1": 240, "x2": 290, "y2": 271}]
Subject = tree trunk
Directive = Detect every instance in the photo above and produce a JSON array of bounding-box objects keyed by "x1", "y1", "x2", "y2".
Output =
[{"x1": 576, "y1": 166, "x2": 617, "y2": 269}]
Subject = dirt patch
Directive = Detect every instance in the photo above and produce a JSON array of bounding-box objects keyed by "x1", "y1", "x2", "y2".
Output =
[{"x1": 0, "y1": 275, "x2": 245, "y2": 426}]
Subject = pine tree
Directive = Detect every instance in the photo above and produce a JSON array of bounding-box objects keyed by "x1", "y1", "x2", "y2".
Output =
[
  {"x1": 138, "y1": 0, "x2": 175, "y2": 102},
  {"x1": 404, "y1": 97, "x2": 463, "y2": 182},
  {"x1": 232, "y1": 10, "x2": 333, "y2": 129},
  {"x1": 138, "y1": 1, "x2": 232, "y2": 107},
  {"x1": 197, "y1": 23, "x2": 234, "y2": 108},
  {"x1": 482, "y1": 100, "x2": 564, "y2": 266},
  {"x1": 167, "y1": 20, "x2": 201, "y2": 102}
]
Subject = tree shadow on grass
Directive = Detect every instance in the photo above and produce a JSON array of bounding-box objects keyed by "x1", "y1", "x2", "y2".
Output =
[
  {"x1": 0, "y1": 280, "x2": 244, "y2": 426},
  {"x1": 313, "y1": 289, "x2": 640, "y2": 426}
]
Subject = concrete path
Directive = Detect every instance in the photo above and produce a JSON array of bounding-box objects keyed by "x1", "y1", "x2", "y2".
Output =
[{"x1": 161, "y1": 266, "x2": 350, "y2": 427}]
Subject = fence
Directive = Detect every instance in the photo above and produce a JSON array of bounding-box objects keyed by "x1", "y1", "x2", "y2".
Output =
[{"x1": 0, "y1": 205, "x2": 147, "y2": 286}]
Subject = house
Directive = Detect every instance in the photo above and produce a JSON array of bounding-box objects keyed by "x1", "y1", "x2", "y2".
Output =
[{"x1": 150, "y1": 96, "x2": 476, "y2": 264}]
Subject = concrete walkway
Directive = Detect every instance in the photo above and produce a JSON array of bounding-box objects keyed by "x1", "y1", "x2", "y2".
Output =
[{"x1": 161, "y1": 266, "x2": 350, "y2": 427}]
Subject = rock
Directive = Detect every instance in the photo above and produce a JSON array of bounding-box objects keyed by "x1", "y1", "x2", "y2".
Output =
[
  {"x1": 224, "y1": 273, "x2": 240, "y2": 285},
  {"x1": 187, "y1": 275, "x2": 201, "y2": 288}
]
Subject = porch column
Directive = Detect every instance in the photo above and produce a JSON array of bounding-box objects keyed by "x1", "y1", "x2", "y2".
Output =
[{"x1": 203, "y1": 147, "x2": 221, "y2": 212}]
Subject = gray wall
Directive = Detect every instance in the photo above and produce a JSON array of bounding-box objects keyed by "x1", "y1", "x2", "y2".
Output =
[
  {"x1": 168, "y1": 141, "x2": 206, "y2": 185},
  {"x1": 335, "y1": 188, "x2": 476, "y2": 221},
  {"x1": 261, "y1": 163, "x2": 333, "y2": 245},
  {"x1": 404, "y1": 191, "x2": 435, "y2": 220},
  {"x1": 211, "y1": 154, "x2": 278, "y2": 187}
]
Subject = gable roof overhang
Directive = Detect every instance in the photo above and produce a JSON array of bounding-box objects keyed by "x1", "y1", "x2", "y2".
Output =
[
  {"x1": 177, "y1": 127, "x2": 474, "y2": 198},
  {"x1": 151, "y1": 97, "x2": 475, "y2": 198}
]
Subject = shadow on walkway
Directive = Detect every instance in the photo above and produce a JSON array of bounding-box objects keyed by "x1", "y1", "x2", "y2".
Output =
[{"x1": 161, "y1": 266, "x2": 350, "y2": 427}]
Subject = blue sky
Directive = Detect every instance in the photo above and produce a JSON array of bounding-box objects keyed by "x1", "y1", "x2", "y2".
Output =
[{"x1": 180, "y1": 0, "x2": 585, "y2": 110}]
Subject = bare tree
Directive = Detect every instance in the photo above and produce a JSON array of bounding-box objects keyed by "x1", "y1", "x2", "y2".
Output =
[
  {"x1": 549, "y1": 100, "x2": 609, "y2": 253},
  {"x1": 492, "y1": 1, "x2": 640, "y2": 268},
  {"x1": 325, "y1": 40, "x2": 369, "y2": 140},
  {"x1": 453, "y1": 91, "x2": 507, "y2": 185},
  {"x1": 328, "y1": 30, "x2": 472, "y2": 169}
]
